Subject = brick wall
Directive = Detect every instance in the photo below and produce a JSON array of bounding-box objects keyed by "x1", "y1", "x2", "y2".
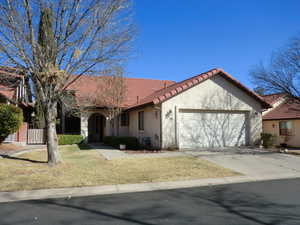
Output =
[{"x1": 16, "y1": 122, "x2": 28, "y2": 143}]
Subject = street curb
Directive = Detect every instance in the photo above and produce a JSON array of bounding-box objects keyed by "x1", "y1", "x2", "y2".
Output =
[{"x1": 1, "y1": 174, "x2": 300, "y2": 203}]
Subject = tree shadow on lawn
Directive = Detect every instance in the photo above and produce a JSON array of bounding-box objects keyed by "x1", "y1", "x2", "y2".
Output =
[{"x1": 0, "y1": 154, "x2": 47, "y2": 164}]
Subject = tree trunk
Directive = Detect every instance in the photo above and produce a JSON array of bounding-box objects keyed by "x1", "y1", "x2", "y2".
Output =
[{"x1": 45, "y1": 102, "x2": 62, "y2": 165}]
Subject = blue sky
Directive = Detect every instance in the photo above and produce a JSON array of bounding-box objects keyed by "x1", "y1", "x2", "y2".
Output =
[{"x1": 126, "y1": 0, "x2": 300, "y2": 88}]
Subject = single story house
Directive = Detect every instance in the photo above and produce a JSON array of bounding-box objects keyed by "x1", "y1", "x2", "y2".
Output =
[
  {"x1": 262, "y1": 93, "x2": 300, "y2": 147},
  {"x1": 60, "y1": 68, "x2": 270, "y2": 149}
]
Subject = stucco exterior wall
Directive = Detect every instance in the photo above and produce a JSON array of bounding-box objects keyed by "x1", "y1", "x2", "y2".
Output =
[
  {"x1": 161, "y1": 75, "x2": 263, "y2": 149},
  {"x1": 118, "y1": 122, "x2": 129, "y2": 136},
  {"x1": 263, "y1": 120, "x2": 300, "y2": 147},
  {"x1": 80, "y1": 110, "x2": 110, "y2": 141},
  {"x1": 80, "y1": 106, "x2": 161, "y2": 147},
  {"x1": 127, "y1": 105, "x2": 161, "y2": 148}
]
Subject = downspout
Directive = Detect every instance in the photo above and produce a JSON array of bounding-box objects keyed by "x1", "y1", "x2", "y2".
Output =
[
  {"x1": 159, "y1": 105, "x2": 163, "y2": 150},
  {"x1": 174, "y1": 106, "x2": 178, "y2": 149},
  {"x1": 16, "y1": 84, "x2": 19, "y2": 102}
]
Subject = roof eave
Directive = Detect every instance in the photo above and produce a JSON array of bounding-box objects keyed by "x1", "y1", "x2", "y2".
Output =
[
  {"x1": 148, "y1": 69, "x2": 273, "y2": 109},
  {"x1": 124, "y1": 102, "x2": 154, "y2": 112},
  {"x1": 218, "y1": 70, "x2": 272, "y2": 109}
]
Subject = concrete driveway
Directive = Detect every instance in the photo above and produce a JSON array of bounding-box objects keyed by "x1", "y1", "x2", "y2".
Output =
[{"x1": 200, "y1": 152, "x2": 300, "y2": 178}]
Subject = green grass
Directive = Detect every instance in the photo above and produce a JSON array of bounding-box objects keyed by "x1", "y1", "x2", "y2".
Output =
[{"x1": 0, "y1": 145, "x2": 239, "y2": 192}]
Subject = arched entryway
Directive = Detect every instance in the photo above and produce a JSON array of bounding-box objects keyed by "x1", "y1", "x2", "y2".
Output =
[{"x1": 88, "y1": 113, "x2": 106, "y2": 143}]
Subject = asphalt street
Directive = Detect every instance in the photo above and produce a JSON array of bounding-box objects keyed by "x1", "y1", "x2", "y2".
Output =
[{"x1": 1, "y1": 178, "x2": 300, "y2": 225}]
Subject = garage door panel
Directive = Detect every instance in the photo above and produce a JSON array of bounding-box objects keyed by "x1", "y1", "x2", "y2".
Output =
[{"x1": 179, "y1": 111, "x2": 247, "y2": 148}]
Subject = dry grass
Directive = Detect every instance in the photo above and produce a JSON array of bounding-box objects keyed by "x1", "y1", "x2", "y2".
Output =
[
  {"x1": 0, "y1": 143, "x2": 24, "y2": 151},
  {"x1": 287, "y1": 150, "x2": 300, "y2": 156},
  {"x1": 0, "y1": 145, "x2": 239, "y2": 192}
]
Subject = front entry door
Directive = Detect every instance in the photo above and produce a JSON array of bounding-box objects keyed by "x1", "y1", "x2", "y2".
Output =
[{"x1": 88, "y1": 114, "x2": 105, "y2": 143}]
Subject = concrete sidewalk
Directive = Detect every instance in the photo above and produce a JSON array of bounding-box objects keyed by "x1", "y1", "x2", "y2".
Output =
[
  {"x1": 90, "y1": 143, "x2": 188, "y2": 160},
  {"x1": 1, "y1": 173, "x2": 300, "y2": 203}
]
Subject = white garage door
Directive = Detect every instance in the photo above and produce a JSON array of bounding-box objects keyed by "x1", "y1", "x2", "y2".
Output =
[{"x1": 178, "y1": 110, "x2": 248, "y2": 148}]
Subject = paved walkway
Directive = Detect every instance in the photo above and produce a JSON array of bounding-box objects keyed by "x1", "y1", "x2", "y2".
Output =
[
  {"x1": 90, "y1": 144, "x2": 223, "y2": 160},
  {"x1": 89, "y1": 144, "x2": 127, "y2": 160},
  {"x1": 89, "y1": 144, "x2": 183, "y2": 160}
]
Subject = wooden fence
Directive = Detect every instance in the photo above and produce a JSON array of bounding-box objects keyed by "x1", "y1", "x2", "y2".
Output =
[{"x1": 27, "y1": 129, "x2": 46, "y2": 144}]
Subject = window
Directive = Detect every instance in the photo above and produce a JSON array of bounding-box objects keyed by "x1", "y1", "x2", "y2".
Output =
[
  {"x1": 279, "y1": 121, "x2": 293, "y2": 136},
  {"x1": 121, "y1": 113, "x2": 129, "y2": 126},
  {"x1": 138, "y1": 111, "x2": 144, "y2": 131}
]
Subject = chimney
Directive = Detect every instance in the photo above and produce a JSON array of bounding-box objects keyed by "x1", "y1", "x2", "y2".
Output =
[
  {"x1": 137, "y1": 96, "x2": 139, "y2": 103},
  {"x1": 164, "y1": 82, "x2": 167, "y2": 89}
]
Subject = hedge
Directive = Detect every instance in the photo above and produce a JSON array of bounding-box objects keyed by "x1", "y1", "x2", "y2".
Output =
[
  {"x1": 103, "y1": 136, "x2": 140, "y2": 150},
  {"x1": 0, "y1": 104, "x2": 23, "y2": 143},
  {"x1": 58, "y1": 134, "x2": 84, "y2": 145},
  {"x1": 261, "y1": 133, "x2": 276, "y2": 148}
]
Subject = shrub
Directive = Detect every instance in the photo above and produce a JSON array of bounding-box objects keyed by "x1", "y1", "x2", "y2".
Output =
[
  {"x1": 0, "y1": 104, "x2": 23, "y2": 143},
  {"x1": 58, "y1": 134, "x2": 84, "y2": 145},
  {"x1": 261, "y1": 133, "x2": 276, "y2": 148},
  {"x1": 103, "y1": 136, "x2": 140, "y2": 150}
]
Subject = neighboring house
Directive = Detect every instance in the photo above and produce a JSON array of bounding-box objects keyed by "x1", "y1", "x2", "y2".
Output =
[
  {"x1": 60, "y1": 68, "x2": 270, "y2": 149},
  {"x1": 0, "y1": 67, "x2": 33, "y2": 145},
  {"x1": 262, "y1": 93, "x2": 300, "y2": 147}
]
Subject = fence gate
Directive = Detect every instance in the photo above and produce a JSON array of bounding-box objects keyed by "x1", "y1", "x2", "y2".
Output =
[{"x1": 27, "y1": 129, "x2": 46, "y2": 144}]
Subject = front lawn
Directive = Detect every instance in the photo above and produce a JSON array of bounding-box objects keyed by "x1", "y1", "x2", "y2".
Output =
[
  {"x1": 0, "y1": 143, "x2": 24, "y2": 154},
  {"x1": 0, "y1": 145, "x2": 238, "y2": 192}
]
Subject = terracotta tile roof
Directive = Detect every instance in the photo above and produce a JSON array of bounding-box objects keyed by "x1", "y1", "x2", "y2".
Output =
[
  {"x1": 0, "y1": 69, "x2": 21, "y2": 101},
  {"x1": 0, "y1": 67, "x2": 30, "y2": 105},
  {"x1": 127, "y1": 68, "x2": 271, "y2": 110},
  {"x1": 67, "y1": 75, "x2": 175, "y2": 107},
  {"x1": 67, "y1": 68, "x2": 271, "y2": 110},
  {"x1": 0, "y1": 67, "x2": 24, "y2": 78},
  {"x1": 0, "y1": 84, "x2": 15, "y2": 100},
  {"x1": 263, "y1": 99, "x2": 300, "y2": 120},
  {"x1": 262, "y1": 93, "x2": 287, "y2": 105}
]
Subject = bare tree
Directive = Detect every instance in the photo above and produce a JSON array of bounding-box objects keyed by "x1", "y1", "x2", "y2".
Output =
[
  {"x1": 250, "y1": 36, "x2": 300, "y2": 100},
  {"x1": 100, "y1": 68, "x2": 126, "y2": 136},
  {"x1": 81, "y1": 67, "x2": 127, "y2": 135},
  {"x1": 0, "y1": 0, "x2": 133, "y2": 165}
]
